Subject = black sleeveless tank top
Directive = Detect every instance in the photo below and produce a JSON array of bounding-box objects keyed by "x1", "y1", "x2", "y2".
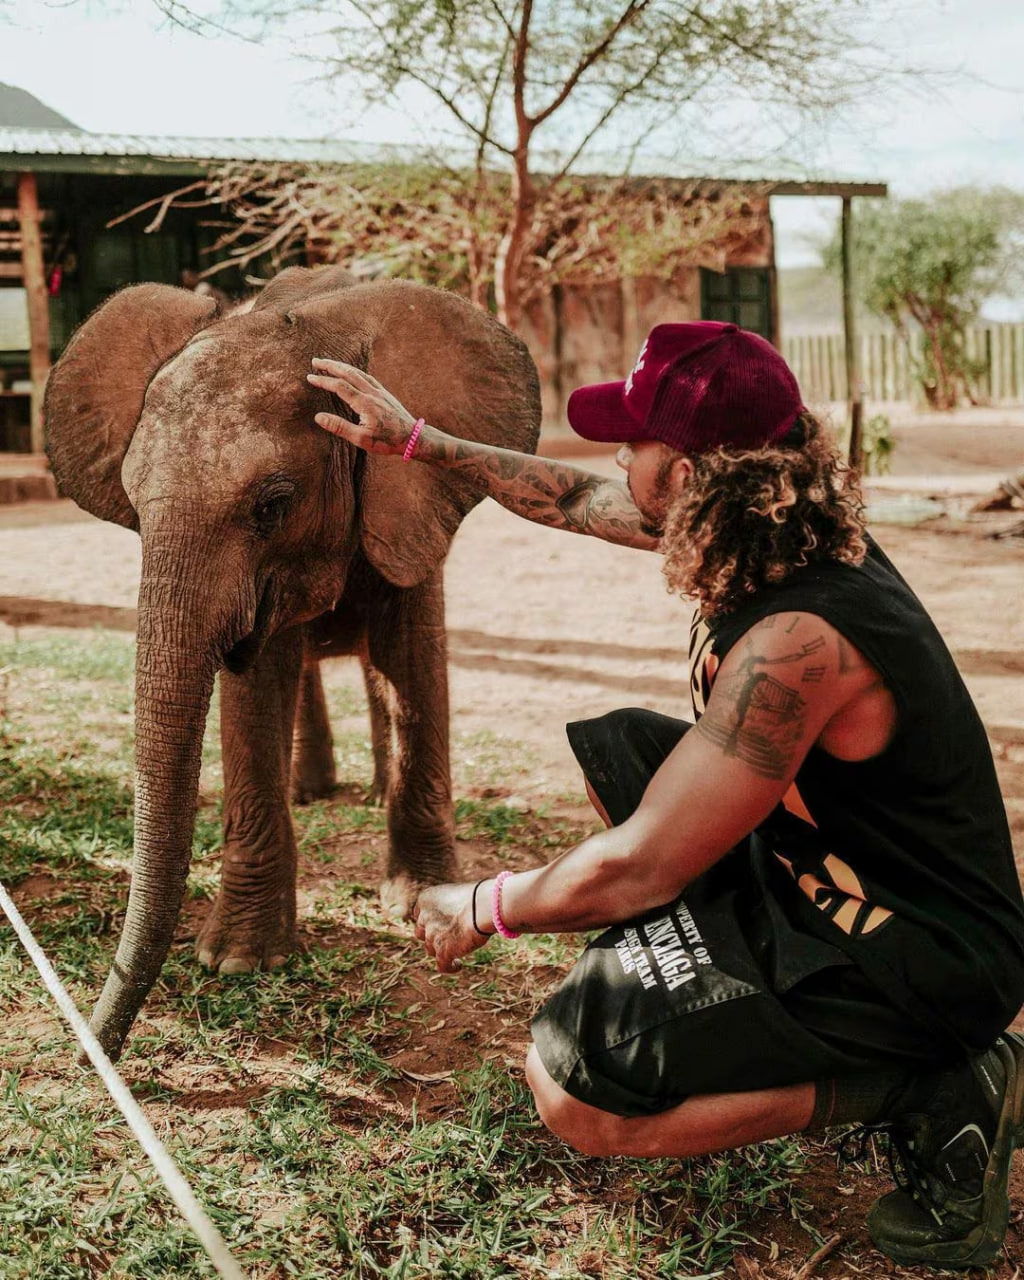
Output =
[{"x1": 688, "y1": 536, "x2": 1024, "y2": 1050}]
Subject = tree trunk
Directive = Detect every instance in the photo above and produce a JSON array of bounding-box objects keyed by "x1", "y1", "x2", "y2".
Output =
[
  {"x1": 925, "y1": 321, "x2": 957, "y2": 411},
  {"x1": 494, "y1": 151, "x2": 536, "y2": 331}
]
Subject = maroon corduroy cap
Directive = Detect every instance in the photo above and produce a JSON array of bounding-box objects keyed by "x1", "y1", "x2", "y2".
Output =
[{"x1": 567, "y1": 321, "x2": 805, "y2": 454}]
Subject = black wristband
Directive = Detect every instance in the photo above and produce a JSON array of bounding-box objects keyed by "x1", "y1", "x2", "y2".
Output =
[{"x1": 471, "y1": 879, "x2": 490, "y2": 937}]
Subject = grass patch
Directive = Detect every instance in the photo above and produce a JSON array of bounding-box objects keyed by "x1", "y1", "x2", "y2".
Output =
[
  {"x1": 0, "y1": 1059, "x2": 810, "y2": 1279},
  {"x1": 0, "y1": 629, "x2": 137, "y2": 684},
  {"x1": 0, "y1": 628, "x2": 815, "y2": 1278},
  {"x1": 452, "y1": 729, "x2": 536, "y2": 790}
]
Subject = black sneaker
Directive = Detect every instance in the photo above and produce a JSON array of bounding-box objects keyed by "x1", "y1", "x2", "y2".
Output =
[{"x1": 866, "y1": 1033, "x2": 1024, "y2": 1269}]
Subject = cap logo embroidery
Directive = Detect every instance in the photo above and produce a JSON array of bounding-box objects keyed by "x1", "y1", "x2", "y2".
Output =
[{"x1": 624, "y1": 339, "x2": 649, "y2": 396}]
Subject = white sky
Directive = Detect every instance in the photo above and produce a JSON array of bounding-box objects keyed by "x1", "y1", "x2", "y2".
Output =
[{"x1": 2, "y1": 0, "x2": 1023, "y2": 277}]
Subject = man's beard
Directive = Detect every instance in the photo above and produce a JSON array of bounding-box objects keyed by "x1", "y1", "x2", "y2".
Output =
[{"x1": 631, "y1": 455, "x2": 679, "y2": 539}]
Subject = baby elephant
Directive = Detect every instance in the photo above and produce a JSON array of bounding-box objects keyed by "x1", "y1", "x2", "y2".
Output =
[{"x1": 44, "y1": 266, "x2": 541, "y2": 1059}]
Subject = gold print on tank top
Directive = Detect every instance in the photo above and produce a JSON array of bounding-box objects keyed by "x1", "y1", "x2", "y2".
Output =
[
  {"x1": 687, "y1": 614, "x2": 718, "y2": 719},
  {"x1": 773, "y1": 848, "x2": 894, "y2": 937}
]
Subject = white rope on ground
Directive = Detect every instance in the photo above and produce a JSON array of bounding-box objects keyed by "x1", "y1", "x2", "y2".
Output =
[{"x1": 0, "y1": 880, "x2": 248, "y2": 1280}]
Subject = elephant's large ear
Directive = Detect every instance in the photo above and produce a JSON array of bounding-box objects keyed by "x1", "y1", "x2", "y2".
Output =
[
  {"x1": 292, "y1": 280, "x2": 541, "y2": 587},
  {"x1": 45, "y1": 285, "x2": 218, "y2": 529}
]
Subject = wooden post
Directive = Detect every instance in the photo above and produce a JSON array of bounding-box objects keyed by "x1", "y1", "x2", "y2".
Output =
[
  {"x1": 17, "y1": 171, "x2": 50, "y2": 455},
  {"x1": 841, "y1": 197, "x2": 863, "y2": 468},
  {"x1": 621, "y1": 274, "x2": 640, "y2": 365}
]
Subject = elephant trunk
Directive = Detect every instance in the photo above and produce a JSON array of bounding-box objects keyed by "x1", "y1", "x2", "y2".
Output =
[{"x1": 89, "y1": 542, "x2": 220, "y2": 1061}]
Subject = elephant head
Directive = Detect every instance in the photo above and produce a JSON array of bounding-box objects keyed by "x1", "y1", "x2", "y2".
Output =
[{"x1": 44, "y1": 266, "x2": 541, "y2": 1058}]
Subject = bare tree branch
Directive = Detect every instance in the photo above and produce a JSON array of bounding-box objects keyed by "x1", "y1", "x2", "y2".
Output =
[
  {"x1": 547, "y1": 36, "x2": 687, "y2": 182},
  {"x1": 531, "y1": 0, "x2": 647, "y2": 128},
  {"x1": 146, "y1": 0, "x2": 901, "y2": 325},
  {"x1": 105, "y1": 180, "x2": 209, "y2": 232}
]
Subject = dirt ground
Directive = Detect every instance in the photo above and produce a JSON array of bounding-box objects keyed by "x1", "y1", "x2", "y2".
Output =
[
  {"x1": 1, "y1": 411, "x2": 1022, "y2": 835},
  {"x1": 1, "y1": 410, "x2": 1024, "y2": 1278},
  {"x1": 0, "y1": 416, "x2": 1022, "y2": 962}
]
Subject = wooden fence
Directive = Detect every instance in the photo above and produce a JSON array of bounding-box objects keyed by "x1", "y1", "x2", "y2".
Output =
[{"x1": 783, "y1": 325, "x2": 1024, "y2": 405}]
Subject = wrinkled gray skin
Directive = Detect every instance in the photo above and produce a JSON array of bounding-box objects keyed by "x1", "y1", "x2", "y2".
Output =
[{"x1": 44, "y1": 267, "x2": 541, "y2": 1060}]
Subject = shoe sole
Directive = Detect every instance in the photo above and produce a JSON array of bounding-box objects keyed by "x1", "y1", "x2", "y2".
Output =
[{"x1": 872, "y1": 1032, "x2": 1024, "y2": 1269}]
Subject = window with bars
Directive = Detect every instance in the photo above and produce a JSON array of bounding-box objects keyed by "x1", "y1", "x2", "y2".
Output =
[{"x1": 700, "y1": 267, "x2": 773, "y2": 341}]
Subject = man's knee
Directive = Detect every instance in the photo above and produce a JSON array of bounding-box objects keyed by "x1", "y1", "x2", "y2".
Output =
[{"x1": 525, "y1": 1044, "x2": 631, "y2": 1157}]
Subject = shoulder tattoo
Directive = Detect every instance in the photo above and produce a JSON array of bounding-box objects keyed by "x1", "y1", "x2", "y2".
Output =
[{"x1": 695, "y1": 621, "x2": 831, "y2": 780}]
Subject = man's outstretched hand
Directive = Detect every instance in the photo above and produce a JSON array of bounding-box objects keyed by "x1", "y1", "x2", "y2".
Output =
[
  {"x1": 413, "y1": 882, "x2": 492, "y2": 973},
  {"x1": 308, "y1": 359, "x2": 421, "y2": 455}
]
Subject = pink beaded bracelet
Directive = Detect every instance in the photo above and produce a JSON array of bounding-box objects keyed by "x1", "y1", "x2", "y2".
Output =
[
  {"x1": 402, "y1": 417, "x2": 425, "y2": 462},
  {"x1": 491, "y1": 871, "x2": 521, "y2": 940}
]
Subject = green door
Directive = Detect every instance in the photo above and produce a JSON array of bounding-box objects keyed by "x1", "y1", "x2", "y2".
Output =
[{"x1": 700, "y1": 267, "x2": 773, "y2": 340}]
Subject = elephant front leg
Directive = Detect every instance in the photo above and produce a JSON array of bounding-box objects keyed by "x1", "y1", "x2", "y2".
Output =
[
  {"x1": 367, "y1": 571, "x2": 457, "y2": 919},
  {"x1": 197, "y1": 628, "x2": 304, "y2": 974}
]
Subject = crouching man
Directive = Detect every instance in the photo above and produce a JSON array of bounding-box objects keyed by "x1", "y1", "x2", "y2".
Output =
[{"x1": 310, "y1": 321, "x2": 1024, "y2": 1269}]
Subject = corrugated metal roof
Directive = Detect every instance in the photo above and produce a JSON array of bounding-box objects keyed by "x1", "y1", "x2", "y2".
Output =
[
  {"x1": 0, "y1": 126, "x2": 886, "y2": 196},
  {"x1": 0, "y1": 126, "x2": 412, "y2": 165}
]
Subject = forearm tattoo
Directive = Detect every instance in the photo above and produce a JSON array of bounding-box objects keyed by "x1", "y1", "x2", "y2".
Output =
[
  {"x1": 695, "y1": 617, "x2": 827, "y2": 780},
  {"x1": 435, "y1": 437, "x2": 657, "y2": 548}
]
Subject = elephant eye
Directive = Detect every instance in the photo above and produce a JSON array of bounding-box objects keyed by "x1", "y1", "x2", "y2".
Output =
[{"x1": 251, "y1": 480, "x2": 296, "y2": 535}]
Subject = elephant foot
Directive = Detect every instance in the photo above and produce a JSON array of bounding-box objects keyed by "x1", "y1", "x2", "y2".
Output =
[
  {"x1": 380, "y1": 862, "x2": 457, "y2": 921},
  {"x1": 195, "y1": 901, "x2": 302, "y2": 975},
  {"x1": 290, "y1": 777, "x2": 338, "y2": 805},
  {"x1": 379, "y1": 873, "x2": 426, "y2": 921},
  {"x1": 290, "y1": 754, "x2": 338, "y2": 805},
  {"x1": 364, "y1": 778, "x2": 386, "y2": 808}
]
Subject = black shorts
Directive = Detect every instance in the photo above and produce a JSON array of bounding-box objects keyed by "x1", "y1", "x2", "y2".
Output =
[{"x1": 530, "y1": 708, "x2": 946, "y2": 1118}]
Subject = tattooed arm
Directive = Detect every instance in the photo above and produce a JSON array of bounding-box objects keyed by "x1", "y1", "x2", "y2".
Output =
[
  {"x1": 413, "y1": 613, "x2": 893, "y2": 971},
  {"x1": 307, "y1": 358, "x2": 660, "y2": 550},
  {"x1": 416, "y1": 434, "x2": 658, "y2": 548}
]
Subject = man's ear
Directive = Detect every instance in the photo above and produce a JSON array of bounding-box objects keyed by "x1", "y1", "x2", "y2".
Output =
[{"x1": 670, "y1": 452, "x2": 695, "y2": 486}]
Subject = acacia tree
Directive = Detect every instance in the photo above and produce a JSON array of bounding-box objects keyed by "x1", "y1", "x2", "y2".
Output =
[
  {"x1": 826, "y1": 190, "x2": 1019, "y2": 409},
  {"x1": 158, "y1": 0, "x2": 890, "y2": 329},
  {"x1": 147, "y1": 159, "x2": 771, "y2": 317}
]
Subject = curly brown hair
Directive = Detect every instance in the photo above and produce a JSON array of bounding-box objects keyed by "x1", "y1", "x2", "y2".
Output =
[{"x1": 661, "y1": 412, "x2": 867, "y2": 618}]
